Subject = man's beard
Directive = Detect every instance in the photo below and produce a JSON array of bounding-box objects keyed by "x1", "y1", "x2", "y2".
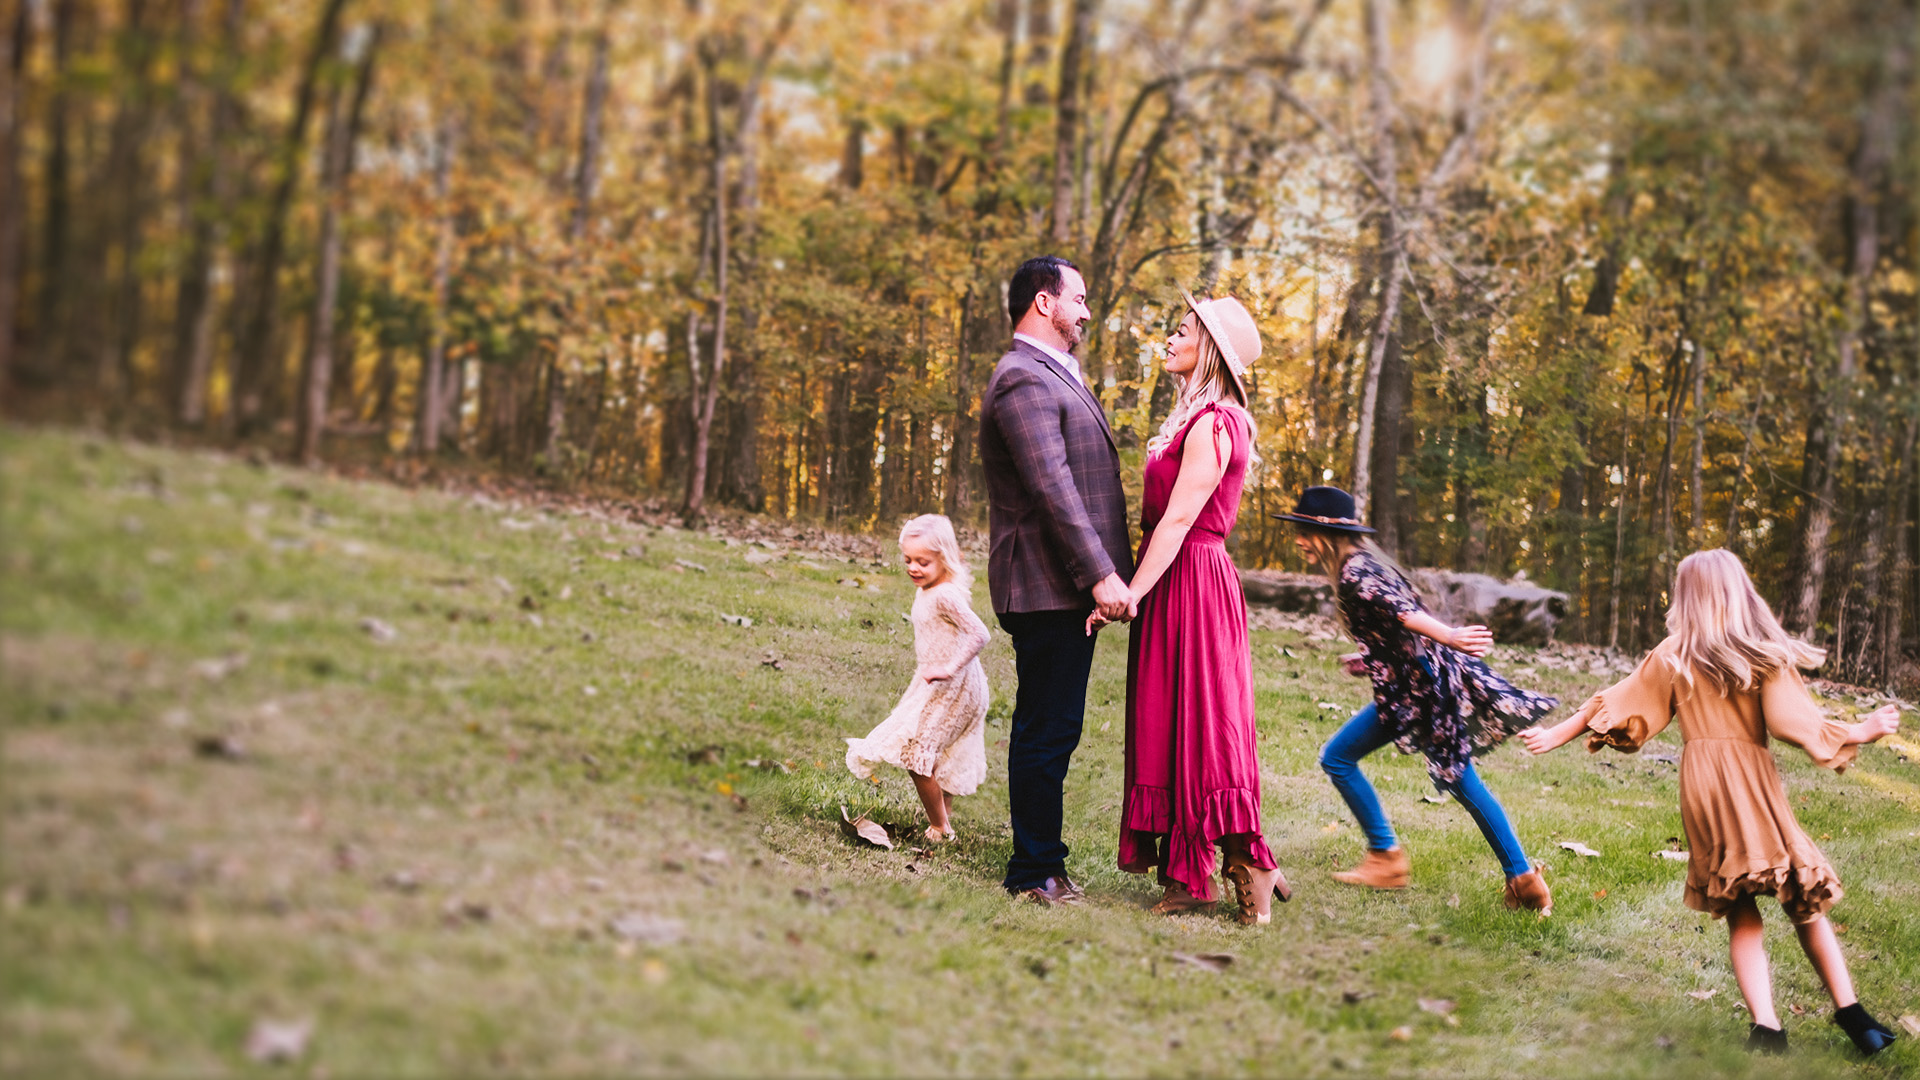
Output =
[{"x1": 1051, "y1": 306, "x2": 1084, "y2": 351}]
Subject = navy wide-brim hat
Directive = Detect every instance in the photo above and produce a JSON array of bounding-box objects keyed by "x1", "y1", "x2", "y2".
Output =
[{"x1": 1272, "y1": 485, "x2": 1376, "y2": 534}]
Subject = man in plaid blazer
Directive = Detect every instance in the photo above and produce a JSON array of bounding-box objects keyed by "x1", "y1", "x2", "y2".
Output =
[{"x1": 978, "y1": 256, "x2": 1135, "y2": 906}]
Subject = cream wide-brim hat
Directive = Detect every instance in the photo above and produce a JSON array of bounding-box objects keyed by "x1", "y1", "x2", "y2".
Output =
[{"x1": 1179, "y1": 288, "x2": 1262, "y2": 399}]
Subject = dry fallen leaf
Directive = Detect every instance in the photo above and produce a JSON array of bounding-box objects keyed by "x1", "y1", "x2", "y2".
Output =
[
  {"x1": 1417, "y1": 998, "x2": 1457, "y2": 1016},
  {"x1": 1557, "y1": 841, "x2": 1602, "y2": 858},
  {"x1": 359, "y1": 616, "x2": 397, "y2": 642},
  {"x1": 245, "y1": 1018, "x2": 313, "y2": 1064},
  {"x1": 1897, "y1": 1015, "x2": 1920, "y2": 1037},
  {"x1": 1167, "y1": 952, "x2": 1235, "y2": 972},
  {"x1": 1341, "y1": 989, "x2": 1375, "y2": 1004},
  {"x1": 191, "y1": 733, "x2": 246, "y2": 760},
  {"x1": 1388, "y1": 1026, "x2": 1413, "y2": 1042},
  {"x1": 839, "y1": 806, "x2": 893, "y2": 849},
  {"x1": 190, "y1": 652, "x2": 249, "y2": 681},
  {"x1": 1653, "y1": 850, "x2": 1689, "y2": 861},
  {"x1": 608, "y1": 913, "x2": 684, "y2": 945},
  {"x1": 720, "y1": 613, "x2": 753, "y2": 627},
  {"x1": 1686, "y1": 989, "x2": 1717, "y2": 1001},
  {"x1": 674, "y1": 558, "x2": 708, "y2": 573}
]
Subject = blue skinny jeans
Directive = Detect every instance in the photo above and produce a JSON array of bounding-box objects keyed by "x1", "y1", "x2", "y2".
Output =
[{"x1": 1319, "y1": 702, "x2": 1532, "y2": 878}]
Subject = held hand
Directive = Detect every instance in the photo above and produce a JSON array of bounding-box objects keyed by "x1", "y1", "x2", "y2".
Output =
[
  {"x1": 1447, "y1": 624, "x2": 1494, "y2": 657},
  {"x1": 1085, "y1": 610, "x2": 1109, "y2": 637},
  {"x1": 1851, "y1": 703, "x2": 1901, "y2": 745},
  {"x1": 1092, "y1": 573, "x2": 1135, "y2": 623},
  {"x1": 1338, "y1": 652, "x2": 1368, "y2": 678},
  {"x1": 1518, "y1": 726, "x2": 1560, "y2": 755}
]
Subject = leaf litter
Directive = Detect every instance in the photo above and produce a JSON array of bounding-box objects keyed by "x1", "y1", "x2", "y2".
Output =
[
  {"x1": 839, "y1": 806, "x2": 893, "y2": 849},
  {"x1": 1167, "y1": 952, "x2": 1235, "y2": 972}
]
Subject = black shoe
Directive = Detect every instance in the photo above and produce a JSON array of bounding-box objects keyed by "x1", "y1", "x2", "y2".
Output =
[
  {"x1": 1833, "y1": 1003, "x2": 1898, "y2": 1055},
  {"x1": 1746, "y1": 1024, "x2": 1788, "y2": 1055}
]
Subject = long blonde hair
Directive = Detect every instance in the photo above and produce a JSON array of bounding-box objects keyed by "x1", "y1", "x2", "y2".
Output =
[
  {"x1": 1148, "y1": 319, "x2": 1259, "y2": 463},
  {"x1": 1665, "y1": 548, "x2": 1824, "y2": 698},
  {"x1": 1295, "y1": 525, "x2": 1413, "y2": 631},
  {"x1": 899, "y1": 513, "x2": 971, "y2": 592}
]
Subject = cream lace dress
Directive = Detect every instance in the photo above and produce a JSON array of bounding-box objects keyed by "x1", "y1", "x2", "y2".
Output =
[{"x1": 845, "y1": 580, "x2": 990, "y2": 795}]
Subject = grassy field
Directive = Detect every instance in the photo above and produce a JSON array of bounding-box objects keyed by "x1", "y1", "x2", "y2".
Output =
[{"x1": 3, "y1": 424, "x2": 1918, "y2": 1078}]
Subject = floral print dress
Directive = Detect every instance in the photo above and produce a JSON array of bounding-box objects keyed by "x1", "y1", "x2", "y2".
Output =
[{"x1": 1339, "y1": 550, "x2": 1558, "y2": 785}]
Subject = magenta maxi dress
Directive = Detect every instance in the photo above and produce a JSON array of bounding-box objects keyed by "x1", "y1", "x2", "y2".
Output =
[{"x1": 1118, "y1": 403, "x2": 1276, "y2": 900}]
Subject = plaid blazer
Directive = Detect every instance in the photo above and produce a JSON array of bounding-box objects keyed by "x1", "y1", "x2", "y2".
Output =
[{"x1": 978, "y1": 340, "x2": 1134, "y2": 615}]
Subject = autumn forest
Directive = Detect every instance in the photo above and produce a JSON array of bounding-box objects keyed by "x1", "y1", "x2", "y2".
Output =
[{"x1": 1, "y1": 0, "x2": 1916, "y2": 684}]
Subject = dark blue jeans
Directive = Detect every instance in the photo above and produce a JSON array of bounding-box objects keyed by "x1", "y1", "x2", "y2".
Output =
[
  {"x1": 997, "y1": 609, "x2": 1101, "y2": 892},
  {"x1": 1319, "y1": 702, "x2": 1532, "y2": 878}
]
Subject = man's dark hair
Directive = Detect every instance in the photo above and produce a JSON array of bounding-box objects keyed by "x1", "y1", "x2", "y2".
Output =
[{"x1": 1007, "y1": 256, "x2": 1080, "y2": 326}]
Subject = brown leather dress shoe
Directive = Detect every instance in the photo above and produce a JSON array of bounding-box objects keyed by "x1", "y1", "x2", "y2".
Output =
[
  {"x1": 1330, "y1": 846, "x2": 1410, "y2": 889},
  {"x1": 1504, "y1": 869, "x2": 1552, "y2": 915},
  {"x1": 1017, "y1": 876, "x2": 1084, "y2": 907}
]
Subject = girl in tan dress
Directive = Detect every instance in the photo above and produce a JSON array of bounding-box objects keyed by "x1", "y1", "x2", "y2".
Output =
[
  {"x1": 846, "y1": 515, "x2": 990, "y2": 843},
  {"x1": 1522, "y1": 549, "x2": 1900, "y2": 1056}
]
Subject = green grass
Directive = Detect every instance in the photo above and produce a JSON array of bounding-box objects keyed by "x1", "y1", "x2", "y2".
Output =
[{"x1": 3, "y1": 424, "x2": 1917, "y2": 1078}]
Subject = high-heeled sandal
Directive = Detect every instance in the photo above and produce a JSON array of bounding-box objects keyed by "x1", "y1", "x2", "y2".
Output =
[
  {"x1": 1224, "y1": 862, "x2": 1291, "y2": 925},
  {"x1": 1149, "y1": 877, "x2": 1213, "y2": 915}
]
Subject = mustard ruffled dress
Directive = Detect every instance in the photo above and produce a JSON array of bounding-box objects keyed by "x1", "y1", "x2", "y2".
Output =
[{"x1": 1579, "y1": 637, "x2": 1856, "y2": 923}]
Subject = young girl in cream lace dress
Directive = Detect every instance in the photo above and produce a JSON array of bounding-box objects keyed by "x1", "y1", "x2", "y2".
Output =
[
  {"x1": 846, "y1": 515, "x2": 990, "y2": 842},
  {"x1": 1522, "y1": 550, "x2": 1901, "y2": 1056}
]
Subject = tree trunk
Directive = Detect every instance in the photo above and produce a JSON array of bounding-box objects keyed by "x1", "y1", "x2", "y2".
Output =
[
  {"x1": 1050, "y1": 0, "x2": 1097, "y2": 245},
  {"x1": 680, "y1": 6, "x2": 794, "y2": 520},
  {"x1": 1368, "y1": 318, "x2": 1410, "y2": 557},
  {"x1": 1878, "y1": 418, "x2": 1918, "y2": 685},
  {"x1": 296, "y1": 23, "x2": 380, "y2": 467},
  {"x1": 1788, "y1": 24, "x2": 1910, "y2": 634},
  {"x1": 944, "y1": 288, "x2": 977, "y2": 518},
  {"x1": 729, "y1": 38, "x2": 768, "y2": 513},
  {"x1": 1349, "y1": 0, "x2": 1403, "y2": 519},
  {"x1": 1689, "y1": 343, "x2": 1707, "y2": 541},
  {"x1": 26, "y1": 0, "x2": 75, "y2": 389},
  {"x1": 233, "y1": 0, "x2": 350, "y2": 436},
  {"x1": 90, "y1": 0, "x2": 160, "y2": 410},
  {"x1": 1608, "y1": 411, "x2": 1633, "y2": 652},
  {"x1": 174, "y1": 0, "x2": 243, "y2": 427},
  {"x1": 414, "y1": 113, "x2": 459, "y2": 454},
  {"x1": 569, "y1": 21, "x2": 609, "y2": 242},
  {"x1": 0, "y1": 1, "x2": 28, "y2": 398},
  {"x1": 683, "y1": 50, "x2": 731, "y2": 521}
]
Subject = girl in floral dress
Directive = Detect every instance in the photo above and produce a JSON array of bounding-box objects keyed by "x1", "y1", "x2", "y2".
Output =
[
  {"x1": 1278, "y1": 486, "x2": 1558, "y2": 911},
  {"x1": 1521, "y1": 549, "x2": 1900, "y2": 1055},
  {"x1": 846, "y1": 515, "x2": 990, "y2": 842}
]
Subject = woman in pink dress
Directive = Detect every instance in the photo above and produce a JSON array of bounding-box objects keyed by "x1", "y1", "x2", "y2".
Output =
[{"x1": 1089, "y1": 291, "x2": 1288, "y2": 925}]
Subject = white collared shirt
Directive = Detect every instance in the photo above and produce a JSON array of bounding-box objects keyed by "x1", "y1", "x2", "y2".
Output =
[{"x1": 1013, "y1": 332, "x2": 1082, "y2": 385}]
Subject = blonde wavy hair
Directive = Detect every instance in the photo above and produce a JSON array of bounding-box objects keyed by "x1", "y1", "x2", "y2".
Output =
[
  {"x1": 1665, "y1": 548, "x2": 1824, "y2": 698},
  {"x1": 1293, "y1": 524, "x2": 1414, "y2": 633},
  {"x1": 898, "y1": 513, "x2": 971, "y2": 592},
  {"x1": 1147, "y1": 315, "x2": 1259, "y2": 464}
]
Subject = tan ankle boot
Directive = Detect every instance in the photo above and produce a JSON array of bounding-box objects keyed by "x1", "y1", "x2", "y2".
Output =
[
  {"x1": 1330, "y1": 847, "x2": 1410, "y2": 889},
  {"x1": 1504, "y1": 869, "x2": 1552, "y2": 915}
]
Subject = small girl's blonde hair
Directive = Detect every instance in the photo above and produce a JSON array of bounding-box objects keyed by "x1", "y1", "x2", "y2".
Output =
[
  {"x1": 899, "y1": 513, "x2": 971, "y2": 591},
  {"x1": 1666, "y1": 548, "x2": 1825, "y2": 698}
]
